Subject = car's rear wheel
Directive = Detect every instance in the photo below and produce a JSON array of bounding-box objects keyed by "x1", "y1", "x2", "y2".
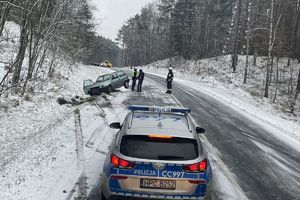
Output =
[
  {"x1": 101, "y1": 191, "x2": 107, "y2": 200},
  {"x1": 123, "y1": 81, "x2": 129, "y2": 89}
]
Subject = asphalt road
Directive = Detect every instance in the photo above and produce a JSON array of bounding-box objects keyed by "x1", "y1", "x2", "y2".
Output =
[{"x1": 88, "y1": 73, "x2": 300, "y2": 200}]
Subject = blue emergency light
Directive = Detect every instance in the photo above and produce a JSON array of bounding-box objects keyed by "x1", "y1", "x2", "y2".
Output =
[{"x1": 128, "y1": 105, "x2": 191, "y2": 113}]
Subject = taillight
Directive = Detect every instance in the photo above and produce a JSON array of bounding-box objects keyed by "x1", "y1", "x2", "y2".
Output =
[
  {"x1": 188, "y1": 180, "x2": 206, "y2": 184},
  {"x1": 111, "y1": 154, "x2": 135, "y2": 169},
  {"x1": 111, "y1": 175, "x2": 128, "y2": 180},
  {"x1": 183, "y1": 159, "x2": 207, "y2": 173}
]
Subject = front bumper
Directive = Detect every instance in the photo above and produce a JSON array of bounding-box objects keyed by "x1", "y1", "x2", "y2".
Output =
[{"x1": 87, "y1": 86, "x2": 108, "y2": 95}]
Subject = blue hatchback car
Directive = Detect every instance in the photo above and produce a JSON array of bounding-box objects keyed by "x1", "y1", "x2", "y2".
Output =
[{"x1": 101, "y1": 105, "x2": 212, "y2": 200}]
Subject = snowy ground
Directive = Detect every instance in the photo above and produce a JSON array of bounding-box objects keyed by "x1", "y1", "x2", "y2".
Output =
[{"x1": 0, "y1": 63, "x2": 121, "y2": 200}]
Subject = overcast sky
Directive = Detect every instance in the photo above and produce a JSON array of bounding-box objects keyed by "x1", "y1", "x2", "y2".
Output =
[{"x1": 91, "y1": 0, "x2": 154, "y2": 41}]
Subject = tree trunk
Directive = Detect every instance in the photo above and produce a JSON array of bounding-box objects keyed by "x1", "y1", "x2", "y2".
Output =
[
  {"x1": 0, "y1": 4, "x2": 12, "y2": 36},
  {"x1": 232, "y1": 0, "x2": 242, "y2": 73},
  {"x1": 12, "y1": 13, "x2": 29, "y2": 85},
  {"x1": 270, "y1": 56, "x2": 274, "y2": 84},
  {"x1": 293, "y1": 4, "x2": 300, "y2": 61},
  {"x1": 26, "y1": 24, "x2": 34, "y2": 80},
  {"x1": 48, "y1": 45, "x2": 58, "y2": 78},
  {"x1": 244, "y1": 0, "x2": 251, "y2": 84},
  {"x1": 22, "y1": 24, "x2": 34, "y2": 92},
  {"x1": 253, "y1": 52, "x2": 257, "y2": 66},
  {"x1": 273, "y1": 57, "x2": 279, "y2": 103},
  {"x1": 264, "y1": 0, "x2": 274, "y2": 98},
  {"x1": 295, "y1": 67, "x2": 300, "y2": 100},
  {"x1": 244, "y1": 34, "x2": 250, "y2": 84},
  {"x1": 34, "y1": 48, "x2": 47, "y2": 78}
]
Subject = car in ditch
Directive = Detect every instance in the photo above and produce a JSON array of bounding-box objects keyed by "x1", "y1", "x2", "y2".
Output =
[
  {"x1": 83, "y1": 70, "x2": 129, "y2": 96},
  {"x1": 101, "y1": 105, "x2": 213, "y2": 200}
]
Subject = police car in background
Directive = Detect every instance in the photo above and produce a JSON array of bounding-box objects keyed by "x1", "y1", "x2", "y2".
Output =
[{"x1": 101, "y1": 105, "x2": 213, "y2": 200}]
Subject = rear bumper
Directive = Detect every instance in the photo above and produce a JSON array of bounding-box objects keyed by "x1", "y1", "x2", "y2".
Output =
[
  {"x1": 108, "y1": 192, "x2": 208, "y2": 200},
  {"x1": 102, "y1": 174, "x2": 212, "y2": 200}
]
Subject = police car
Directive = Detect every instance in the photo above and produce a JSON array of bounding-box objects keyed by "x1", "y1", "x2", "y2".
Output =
[{"x1": 101, "y1": 105, "x2": 212, "y2": 200}]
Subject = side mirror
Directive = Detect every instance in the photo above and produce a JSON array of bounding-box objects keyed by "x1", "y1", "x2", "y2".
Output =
[
  {"x1": 196, "y1": 127, "x2": 206, "y2": 134},
  {"x1": 110, "y1": 122, "x2": 121, "y2": 129}
]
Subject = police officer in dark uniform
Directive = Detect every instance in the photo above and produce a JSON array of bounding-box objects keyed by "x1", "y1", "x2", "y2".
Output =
[
  {"x1": 137, "y1": 69, "x2": 144, "y2": 92},
  {"x1": 166, "y1": 67, "x2": 174, "y2": 94},
  {"x1": 131, "y1": 68, "x2": 138, "y2": 91}
]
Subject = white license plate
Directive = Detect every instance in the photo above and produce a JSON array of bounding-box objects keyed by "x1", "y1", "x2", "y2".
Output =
[{"x1": 140, "y1": 178, "x2": 176, "y2": 190}]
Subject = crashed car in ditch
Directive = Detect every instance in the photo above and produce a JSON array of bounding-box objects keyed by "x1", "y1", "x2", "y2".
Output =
[
  {"x1": 101, "y1": 105, "x2": 213, "y2": 200},
  {"x1": 83, "y1": 71, "x2": 129, "y2": 96}
]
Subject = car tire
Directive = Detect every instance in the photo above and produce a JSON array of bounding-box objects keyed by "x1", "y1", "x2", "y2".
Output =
[
  {"x1": 107, "y1": 85, "x2": 114, "y2": 93},
  {"x1": 204, "y1": 193, "x2": 212, "y2": 200},
  {"x1": 124, "y1": 81, "x2": 129, "y2": 89},
  {"x1": 101, "y1": 191, "x2": 107, "y2": 200}
]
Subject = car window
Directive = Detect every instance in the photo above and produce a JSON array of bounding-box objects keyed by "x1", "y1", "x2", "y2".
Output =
[
  {"x1": 120, "y1": 135, "x2": 199, "y2": 161},
  {"x1": 112, "y1": 73, "x2": 118, "y2": 79},
  {"x1": 97, "y1": 74, "x2": 111, "y2": 82},
  {"x1": 83, "y1": 80, "x2": 93, "y2": 87},
  {"x1": 116, "y1": 71, "x2": 126, "y2": 77}
]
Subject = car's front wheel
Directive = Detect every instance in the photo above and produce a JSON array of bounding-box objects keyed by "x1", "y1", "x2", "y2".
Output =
[
  {"x1": 107, "y1": 85, "x2": 114, "y2": 93},
  {"x1": 124, "y1": 80, "x2": 129, "y2": 89}
]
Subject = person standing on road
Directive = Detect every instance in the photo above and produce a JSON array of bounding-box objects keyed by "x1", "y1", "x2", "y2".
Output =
[
  {"x1": 137, "y1": 69, "x2": 144, "y2": 92},
  {"x1": 166, "y1": 67, "x2": 174, "y2": 94},
  {"x1": 131, "y1": 68, "x2": 138, "y2": 91}
]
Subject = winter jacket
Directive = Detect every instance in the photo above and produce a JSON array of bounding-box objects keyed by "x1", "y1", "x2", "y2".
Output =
[
  {"x1": 166, "y1": 71, "x2": 174, "y2": 82},
  {"x1": 138, "y1": 71, "x2": 144, "y2": 82}
]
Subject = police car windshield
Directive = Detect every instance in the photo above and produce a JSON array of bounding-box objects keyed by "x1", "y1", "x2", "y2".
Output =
[{"x1": 120, "y1": 135, "x2": 199, "y2": 161}]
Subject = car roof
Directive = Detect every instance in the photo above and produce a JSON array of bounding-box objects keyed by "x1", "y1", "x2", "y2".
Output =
[{"x1": 126, "y1": 111, "x2": 195, "y2": 139}]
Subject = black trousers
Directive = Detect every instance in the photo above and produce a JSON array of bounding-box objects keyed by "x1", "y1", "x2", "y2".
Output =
[
  {"x1": 166, "y1": 80, "x2": 172, "y2": 93},
  {"x1": 167, "y1": 81, "x2": 172, "y2": 90},
  {"x1": 132, "y1": 79, "x2": 137, "y2": 90},
  {"x1": 137, "y1": 80, "x2": 143, "y2": 92}
]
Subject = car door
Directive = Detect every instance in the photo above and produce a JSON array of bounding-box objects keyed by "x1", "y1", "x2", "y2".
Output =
[
  {"x1": 83, "y1": 79, "x2": 94, "y2": 95},
  {"x1": 111, "y1": 73, "x2": 120, "y2": 88}
]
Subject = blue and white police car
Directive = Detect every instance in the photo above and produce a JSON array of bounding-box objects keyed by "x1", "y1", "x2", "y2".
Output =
[{"x1": 101, "y1": 105, "x2": 212, "y2": 200}]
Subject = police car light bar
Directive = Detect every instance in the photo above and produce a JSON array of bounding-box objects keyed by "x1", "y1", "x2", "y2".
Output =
[{"x1": 128, "y1": 105, "x2": 191, "y2": 113}]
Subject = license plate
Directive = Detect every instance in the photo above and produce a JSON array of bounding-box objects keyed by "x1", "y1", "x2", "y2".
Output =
[{"x1": 140, "y1": 178, "x2": 176, "y2": 190}]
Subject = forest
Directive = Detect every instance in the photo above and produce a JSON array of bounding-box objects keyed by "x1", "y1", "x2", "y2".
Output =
[
  {"x1": 117, "y1": 0, "x2": 300, "y2": 112},
  {"x1": 0, "y1": 0, "x2": 120, "y2": 96}
]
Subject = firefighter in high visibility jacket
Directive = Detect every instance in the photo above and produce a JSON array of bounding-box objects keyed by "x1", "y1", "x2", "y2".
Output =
[
  {"x1": 131, "y1": 68, "x2": 138, "y2": 91},
  {"x1": 166, "y1": 67, "x2": 174, "y2": 94}
]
